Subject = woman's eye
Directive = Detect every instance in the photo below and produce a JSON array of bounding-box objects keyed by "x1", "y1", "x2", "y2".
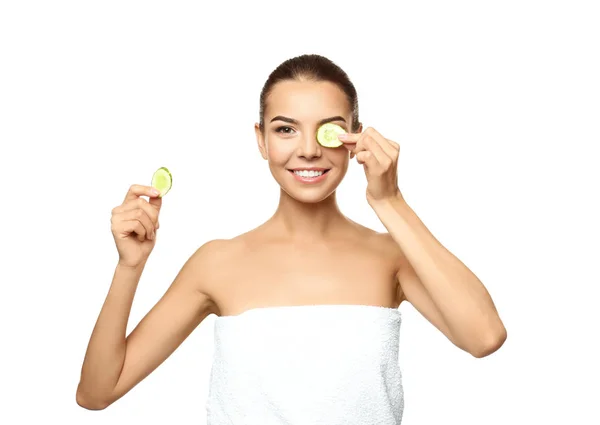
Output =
[{"x1": 275, "y1": 126, "x2": 295, "y2": 134}]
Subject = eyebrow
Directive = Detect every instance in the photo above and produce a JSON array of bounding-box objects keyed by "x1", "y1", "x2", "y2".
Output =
[{"x1": 270, "y1": 115, "x2": 347, "y2": 126}]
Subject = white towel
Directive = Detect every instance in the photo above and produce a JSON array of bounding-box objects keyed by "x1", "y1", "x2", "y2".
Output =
[{"x1": 206, "y1": 304, "x2": 404, "y2": 425}]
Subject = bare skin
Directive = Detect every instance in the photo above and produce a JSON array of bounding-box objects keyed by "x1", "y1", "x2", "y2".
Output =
[
  {"x1": 208, "y1": 217, "x2": 403, "y2": 318},
  {"x1": 76, "y1": 78, "x2": 504, "y2": 411},
  {"x1": 76, "y1": 80, "x2": 402, "y2": 410}
]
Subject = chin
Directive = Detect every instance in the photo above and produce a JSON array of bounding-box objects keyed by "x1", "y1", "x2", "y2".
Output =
[{"x1": 282, "y1": 186, "x2": 337, "y2": 204}]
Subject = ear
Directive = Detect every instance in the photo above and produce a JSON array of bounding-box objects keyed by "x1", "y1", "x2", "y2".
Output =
[
  {"x1": 254, "y1": 123, "x2": 268, "y2": 160},
  {"x1": 357, "y1": 122, "x2": 363, "y2": 133}
]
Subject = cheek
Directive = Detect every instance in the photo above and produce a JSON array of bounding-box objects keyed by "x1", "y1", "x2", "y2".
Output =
[
  {"x1": 327, "y1": 148, "x2": 351, "y2": 165},
  {"x1": 267, "y1": 140, "x2": 295, "y2": 164},
  {"x1": 328, "y1": 150, "x2": 350, "y2": 175}
]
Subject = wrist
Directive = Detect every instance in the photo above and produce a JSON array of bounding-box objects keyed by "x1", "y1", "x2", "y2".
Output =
[
  {"x1": 368, "y1": 191, "x2": 406, "y2": 211},
  {"x1": 116, "y1": 261, "x2": 146, "y2": 274}
]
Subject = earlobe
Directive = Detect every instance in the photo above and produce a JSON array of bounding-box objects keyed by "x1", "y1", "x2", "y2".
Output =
[{"x1": 254, "y1": 123, "x2": 268, "y2": 160}]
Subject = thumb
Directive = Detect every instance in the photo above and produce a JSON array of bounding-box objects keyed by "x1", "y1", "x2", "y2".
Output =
[{"x1": 149, "y1": 195, "x2": 163, "y2": 211}]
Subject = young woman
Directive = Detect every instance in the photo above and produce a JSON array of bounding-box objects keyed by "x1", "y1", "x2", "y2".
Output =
[{"x1": 76, "y1": 54, "x2": 507, "y2": 424}]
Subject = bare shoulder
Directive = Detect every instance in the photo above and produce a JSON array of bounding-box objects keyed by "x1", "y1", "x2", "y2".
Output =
[
  {"x1": 188, "y1": 237, "x2": 244, "y2": 283},
  {"x1": 189, "y1": 234, "x2": 254, "y2": 294},
  {"x1": 348, "y1": 221, "x2": 404, "y2": 276},
  {"x1": 192, "y1": 238, "x2": 237, "y2": 263},
  {"x1": 346, "y1": 220, "x2": 402, "y2": 259}
]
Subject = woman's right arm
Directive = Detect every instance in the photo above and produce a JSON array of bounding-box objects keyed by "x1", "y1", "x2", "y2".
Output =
[
  {"x1": 76, "y1": 240, "x2": 221, "y2": 410},
  {"x1": 75, "y1": 183, "x2": 223, "y2": 410}
]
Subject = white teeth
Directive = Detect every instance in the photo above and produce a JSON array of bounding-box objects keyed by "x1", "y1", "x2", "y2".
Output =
[{"x1": 294, "y1": 170, "x2": 324, "y2": 178}]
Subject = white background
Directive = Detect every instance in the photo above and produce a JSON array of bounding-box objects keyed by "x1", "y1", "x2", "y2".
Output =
[{"x1": 1, "y1": 0, "x2": 599, "y2": 424}]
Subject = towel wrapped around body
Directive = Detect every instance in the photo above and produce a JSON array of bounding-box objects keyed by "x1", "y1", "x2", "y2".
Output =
[{"x1": 206, "y1": 304, "x2": 404, "y2": 425}]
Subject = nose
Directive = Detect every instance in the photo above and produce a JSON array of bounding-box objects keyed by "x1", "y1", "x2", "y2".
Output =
[{"x1": 295, "y1": 131, "x2": 322, "y2": 159}]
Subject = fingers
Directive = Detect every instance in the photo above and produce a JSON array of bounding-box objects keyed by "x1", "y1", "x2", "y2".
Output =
[
  {"x1": 117, "y1": 209, "x2": 156, "y2": 242},
  {"x1": 123, "y1": 184, "x2": 161, "y2": 204},
  {"x1": 337, "y1": 132, "x2": 360, "y2": 144},
  {"x1": 362, "y1": 135, "x2": 391, "y2": 170},
  {"x1": 113, "y1": 198, "x2": 159, "y2": 228},
  {"x1": 355, "y1": 150, "x2": 380, "y2": 170},
  {"x1": 112, "y1": 196, "x2": 160, "y2": 241},
  {"x1": 344, "y1": 131, "x2": 386, "y2": 170},
  {"x1": 148, "y1": 194, "x2": 162, "y2": 212},
  {"x1": 365, "y1": 127, "x2": 399, "y2": 159},
  {"x1": 338, "y1": 134, "x2": 358, "y2": 158},
  {"x1": 120, "y1": 183, "x2": 162, "y2": 225},
  {"x1": 340, "y1": 128, "x2": 399, "y2": 168},
  {"x1": 121, "y1": 220, "x2": 148, "y2": 242}
]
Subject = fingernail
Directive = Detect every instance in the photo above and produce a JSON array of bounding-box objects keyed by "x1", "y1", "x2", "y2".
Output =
[
  {"x1": 338, "y1": 133, "x2": 348, "y2": 140},
  {"x1": 151, "y1": 188, "x2": 160, "y2": 196}
]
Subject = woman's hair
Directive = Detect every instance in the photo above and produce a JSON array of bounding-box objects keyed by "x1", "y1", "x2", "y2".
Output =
[{"x1": 258, "y1": 54, "x2": 360, "y2": 132}]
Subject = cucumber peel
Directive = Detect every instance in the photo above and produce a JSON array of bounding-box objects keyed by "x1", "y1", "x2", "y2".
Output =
[
  {"x1": 151, "y1": 167, "x2": 172, "y2": 197},
  {"x1": 317, "y1": 123, "x2": 346, "y2": 148}
]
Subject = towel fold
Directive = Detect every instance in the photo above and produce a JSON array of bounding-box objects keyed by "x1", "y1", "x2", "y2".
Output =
[{"x1": 206, "y1": 304, "x2": 404, "y2": 425}]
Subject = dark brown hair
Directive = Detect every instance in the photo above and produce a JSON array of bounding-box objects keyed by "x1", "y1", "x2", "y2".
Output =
[{"x1": 258, "y1": 54, "x2": 360, "y2": 132}]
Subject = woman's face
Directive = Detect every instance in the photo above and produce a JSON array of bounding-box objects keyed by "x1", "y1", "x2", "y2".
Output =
[{"x1": 255, "y1": 79, "x2": 358, "y2": 204}]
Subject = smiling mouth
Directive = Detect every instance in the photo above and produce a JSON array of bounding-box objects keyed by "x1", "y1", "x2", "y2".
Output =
[{"x1": 287, "y1": 169, "x2": 331, "y2": 177}]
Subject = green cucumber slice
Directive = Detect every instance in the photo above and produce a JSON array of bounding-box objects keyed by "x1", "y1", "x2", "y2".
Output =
[
  {"x1": 151, "y1": 167, "x2": 172, "y2": 197},
  {"x1": 317, "y1": 123, "x2": 346, "y2": 148}
]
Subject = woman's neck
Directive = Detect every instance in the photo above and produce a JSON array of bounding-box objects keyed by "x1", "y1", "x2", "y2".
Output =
[{"x1": 267, "y1": 189, "x2": 350, "y2": 241}]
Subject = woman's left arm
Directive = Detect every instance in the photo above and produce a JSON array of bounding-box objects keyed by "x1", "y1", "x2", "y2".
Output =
[
  {"x1": 372, "y1": 195, "x2": 507, "y2": 358},
  {"x1": 339, "y1": 127, "x2": 507, "y2": 358}
]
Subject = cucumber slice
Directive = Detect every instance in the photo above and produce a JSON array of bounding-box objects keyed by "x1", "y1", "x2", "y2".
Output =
[
  {"x1": 151, "y1": 167, "x2": 172, "y2": 197},
  {"x1": 317, "y1": 123, "x2": 346, "y2": 148}
]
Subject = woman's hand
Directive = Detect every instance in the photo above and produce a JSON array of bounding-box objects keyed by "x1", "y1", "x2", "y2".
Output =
[
  {"x1": 110, "y1": 184, "x2": 162, "y2": 268},
  {"x1": 338, "y1": 127, "x2": 403, "y2": 205}
]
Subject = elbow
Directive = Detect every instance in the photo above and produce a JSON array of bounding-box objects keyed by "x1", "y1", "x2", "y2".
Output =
[
  {"x1": 76, "y1": 385, "x2": 111, "y2": 411},
  {"x1": 470, "y1": 326, "x2": 507, "y2": 358}
]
